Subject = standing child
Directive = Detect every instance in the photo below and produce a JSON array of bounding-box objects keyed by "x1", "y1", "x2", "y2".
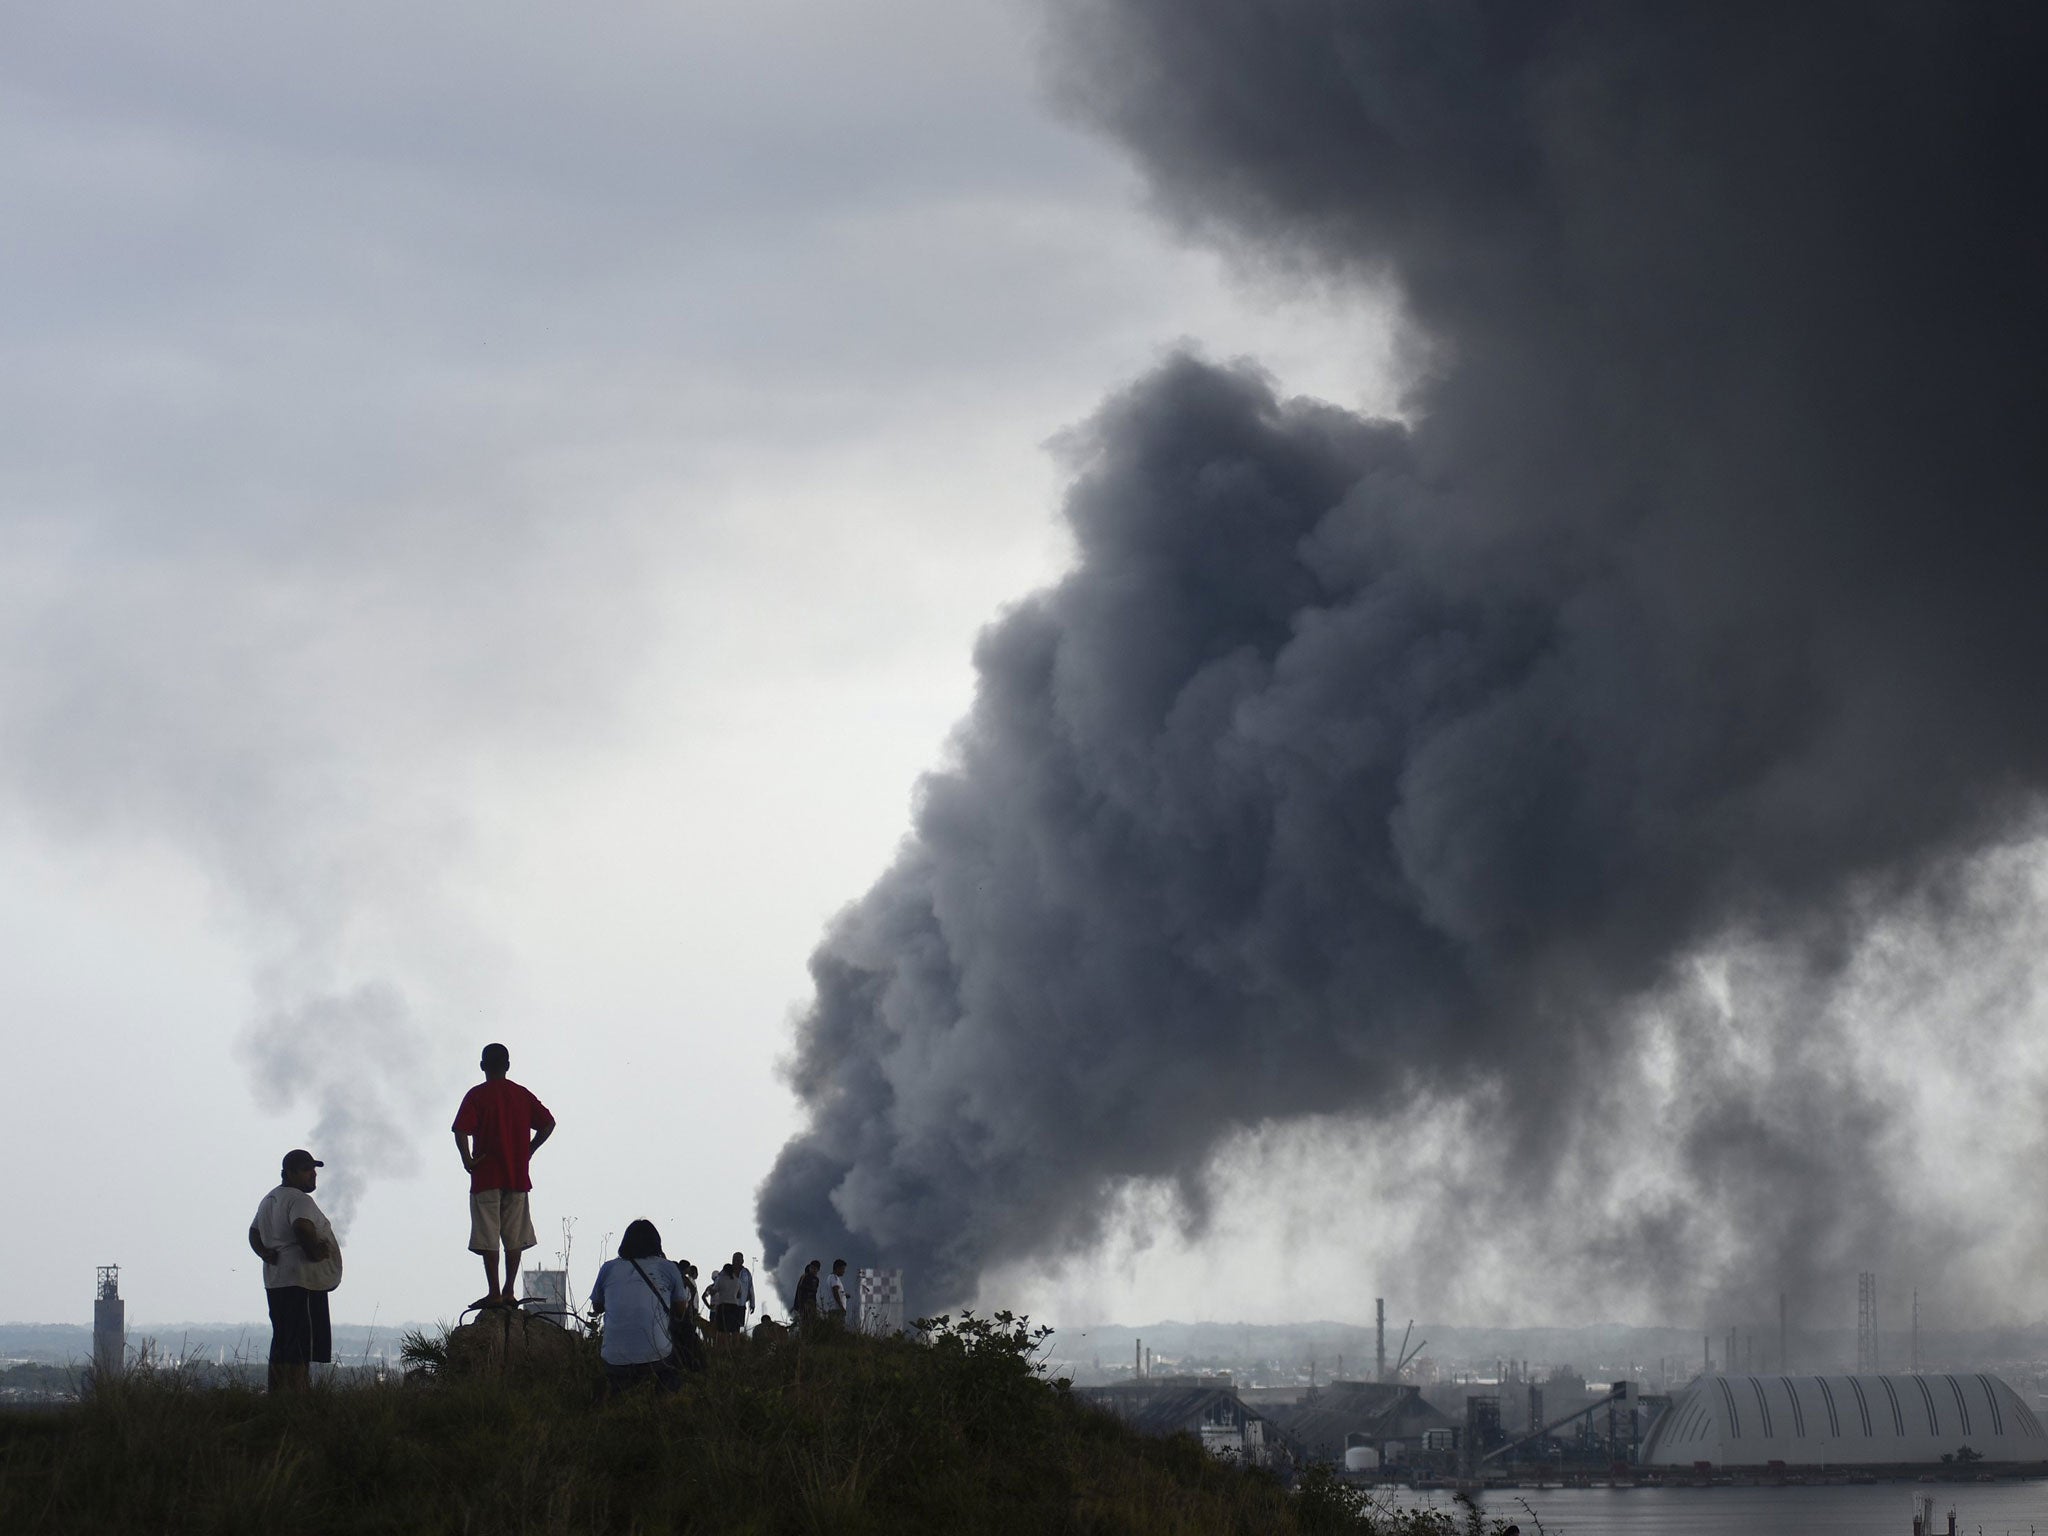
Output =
[{"x1": 451, "y1": 1042, "x2": 555, "y2": 1310}]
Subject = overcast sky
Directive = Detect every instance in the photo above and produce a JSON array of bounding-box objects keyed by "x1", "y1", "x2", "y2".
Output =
[
  {"x1": 0, "y1": 0, "x2": 1402, "y2": 1328},
  {"x1": 14, "y1": 3, "x2": 2048, "y2": 1347}
]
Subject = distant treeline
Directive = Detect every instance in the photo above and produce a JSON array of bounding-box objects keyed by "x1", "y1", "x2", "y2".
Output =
[{"x1": 0, "y1": 1321, "x2": 406, "y2": 1368}]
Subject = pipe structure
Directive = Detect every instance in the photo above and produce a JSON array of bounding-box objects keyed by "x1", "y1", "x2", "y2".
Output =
[{"x1": 1480, "y1": 1382, "x2": 1632, "y2": 1465}]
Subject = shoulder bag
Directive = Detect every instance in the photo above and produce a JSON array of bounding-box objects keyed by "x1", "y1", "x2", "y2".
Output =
[{"x1": 626, "y1": 1258, "x2": 704, "y2": 1373}]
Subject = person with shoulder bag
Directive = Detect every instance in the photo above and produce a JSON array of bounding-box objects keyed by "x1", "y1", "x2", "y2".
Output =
[{"x1": 588, "y1": 1220, "x2": 696, "y2": 1394}]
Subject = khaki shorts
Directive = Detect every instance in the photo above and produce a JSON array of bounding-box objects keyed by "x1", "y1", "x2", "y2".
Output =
[{"x1": 469, "y1": 1189, "x2": 538, "y2": 1255}]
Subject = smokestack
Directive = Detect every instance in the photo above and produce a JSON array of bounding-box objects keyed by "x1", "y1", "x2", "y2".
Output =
[
  {"x1": 1780, "y1": 1291, "x2": 1788, "y2": 1373},
  {"x1": 1376, "y1": 1297, "x2": 1386, "y2": 1383}
]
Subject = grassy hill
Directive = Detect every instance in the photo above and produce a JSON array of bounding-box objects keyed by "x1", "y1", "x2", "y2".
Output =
[{"x1": 0, "y1": 1310, "x2": 1506, "y2": 1535}]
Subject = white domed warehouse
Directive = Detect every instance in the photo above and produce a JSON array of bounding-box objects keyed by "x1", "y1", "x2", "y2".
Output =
[{"x1": 1641, "y1": 1374, "x2": 2048, "y2": 1469}]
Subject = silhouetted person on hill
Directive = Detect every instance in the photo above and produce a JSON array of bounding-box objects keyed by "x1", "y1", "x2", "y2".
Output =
[
  {"x1": 730, "y1": 1251, "x2": 756, "y2": 1323},
  {"x1": 825, "y1": 1258, "x2": 849, "y2": 1322},
  {"x1": 452, "y1": 1042, "x2": 555, "y2": 1309},
  {"x1": 792, "y1": 1260, "x2": 821, "y2": 1318},
  {"x1": 706, "y1": 1263, "x2": 745, "y2": 1342},
  {"x1": 679, "y1": 1260, "x2": 701, "y2": 1323},
  {"x1": 247, "y1": 1149, "x2": 341, "y2": 1392}
]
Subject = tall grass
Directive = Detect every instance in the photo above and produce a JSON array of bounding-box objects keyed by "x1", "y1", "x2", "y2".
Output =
[{"x1": 0, "y1": 1312, "x2": 1507, "y2": 1535}]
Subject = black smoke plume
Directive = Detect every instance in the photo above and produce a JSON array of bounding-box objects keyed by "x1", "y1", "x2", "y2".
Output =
[{"x1": 759, "y1": 2, "x2": 2048, "y2": 1314}]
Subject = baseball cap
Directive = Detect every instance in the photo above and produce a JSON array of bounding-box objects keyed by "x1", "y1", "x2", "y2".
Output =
[{"x1": 282, "y1": 1149, "x2": 325, "y2": 1171}]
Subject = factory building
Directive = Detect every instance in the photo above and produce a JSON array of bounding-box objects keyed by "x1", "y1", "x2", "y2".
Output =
[
  {"x1": 1641, "y1": 1374, "x2": 2048, "y2": 1469},
  {"x1": 1083, "y1": 1379, "x2": 1282, "y2": 1467},
  {"x1": 1269, "y1": 1380, "x2": 1456, "y2": 1466}
]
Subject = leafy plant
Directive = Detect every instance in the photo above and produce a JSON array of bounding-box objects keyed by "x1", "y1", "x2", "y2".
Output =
[{"x1": 396, "y1": 1325, "x2": 448, "y2": 1374}]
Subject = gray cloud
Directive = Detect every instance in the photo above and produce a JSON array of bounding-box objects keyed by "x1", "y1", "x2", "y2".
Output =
[
  {"x1": 0, "y1": 0, "x2": 1135, "y2": 1235},
  {"x1": 759, "y1": 3, "x2": 2048, "y2": 1316}
]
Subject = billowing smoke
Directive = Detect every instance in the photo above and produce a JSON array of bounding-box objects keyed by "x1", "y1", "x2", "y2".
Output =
[
  {"x1": 245, "y1": 981, "x2": 428, "y2": 1234},
  {"x1": 759, "y1": 3, "x2": 2048, "y2": 1314}
]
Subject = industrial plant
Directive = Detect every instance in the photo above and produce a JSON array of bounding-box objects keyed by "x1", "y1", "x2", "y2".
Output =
[
  {"x1": 1073, "y1": 1289, "x2": 2048, "y2": 1489},
  {"x1": 1640, "y1": 1372, "x2": 2047, "y2": 1470}
]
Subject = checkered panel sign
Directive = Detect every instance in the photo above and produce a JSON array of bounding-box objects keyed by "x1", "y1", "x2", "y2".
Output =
[{"x1": 857, "y1": 1268, "x2": 904, "y2": 1335}]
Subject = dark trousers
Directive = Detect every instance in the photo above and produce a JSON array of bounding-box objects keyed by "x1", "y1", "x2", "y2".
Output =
[
  {"x1": 266, "y1": 1285, "x2": 333, "y2": 1365},
  {"x1": 603, "y1": 1355, "x2": 681, "y2": 1397}
]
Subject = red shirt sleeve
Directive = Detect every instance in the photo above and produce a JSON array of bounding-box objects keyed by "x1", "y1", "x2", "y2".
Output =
[
  {"x1": 452, "y1": 1085, "x2": 480, "y2": 1134},
  {"x1": 528, "y1": 1090, "x2": 555, "y2": 1130}
]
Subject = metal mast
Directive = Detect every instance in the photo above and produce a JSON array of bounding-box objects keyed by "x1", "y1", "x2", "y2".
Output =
[{"x1": 1857, "y1": 1272, "x2": 1879, "y2": 1374}]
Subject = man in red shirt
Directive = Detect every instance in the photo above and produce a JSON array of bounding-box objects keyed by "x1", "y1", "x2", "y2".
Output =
[{"x1": 451, "y1": 1042, "x2": 556, "y2": 1309}]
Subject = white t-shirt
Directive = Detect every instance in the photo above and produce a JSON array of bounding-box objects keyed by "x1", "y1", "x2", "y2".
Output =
[
  {"x1": 825, "y1": 1269, "x2": 848, "y2": 1313},
  {"x1": 732, "y1": 1264, "x2": 755, "y2": 1309},
  {"x1": 251, "y1": 1184, "x2": 339, "y2": 1291},
  {"x1": 591, "y1": 1256, "x2": 684, "y2": 1366}
]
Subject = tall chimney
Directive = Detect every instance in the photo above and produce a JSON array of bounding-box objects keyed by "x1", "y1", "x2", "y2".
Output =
[
  {"x1": 1779, "y1": 1291, "x2": 1788, "y2": 1373},
  {"x1": 92, "y1": 1266, "x2": 124, "y2": 1379},
  {"x1": 1376, "y1": 1298, "x2": 1387, "y2": 1383}
]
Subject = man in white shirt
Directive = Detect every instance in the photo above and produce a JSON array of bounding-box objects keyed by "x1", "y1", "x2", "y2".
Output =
[
  {"x1": 246, "y1": 1149, "x2": 341, "y2": 1392},
  {"x1": 704, "y1": 1263, "x2": 745, "y2": 1342},
  {"x1": 825, "y1": 1258, "x2": 850, "y2": 1322},
  {"x1": 730, "y1": 1251, "x2": 756, "y2": 1321}
]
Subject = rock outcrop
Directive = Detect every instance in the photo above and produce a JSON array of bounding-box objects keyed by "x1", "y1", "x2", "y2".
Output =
[{"x1": 444, "y1": 1306, "x2": 586, "y2": 1380}]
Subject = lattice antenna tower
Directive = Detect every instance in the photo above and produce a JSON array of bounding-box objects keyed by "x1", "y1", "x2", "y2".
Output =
[{"x1": 1856, "y1": 1271, "x2": 1878, "y2": 1373}]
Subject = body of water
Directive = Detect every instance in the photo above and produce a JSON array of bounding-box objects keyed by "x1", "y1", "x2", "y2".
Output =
[{"x1": 1383, "y1": 1481, "x2": 2048, "y2": 1535}]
